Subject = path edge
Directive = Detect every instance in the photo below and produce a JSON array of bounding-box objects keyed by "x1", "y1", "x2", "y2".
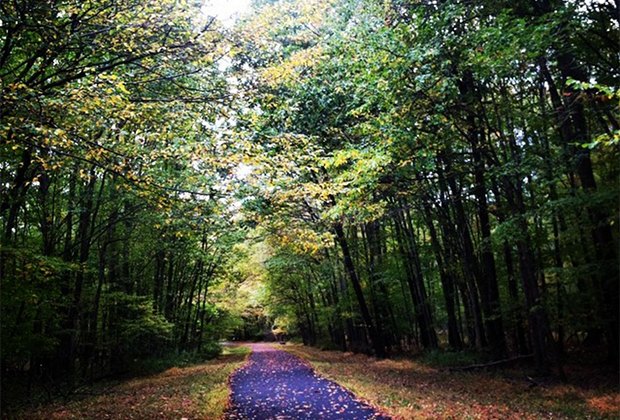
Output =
[{"x1": 221, "y1": 344, "x2": 253, "y2": 420}]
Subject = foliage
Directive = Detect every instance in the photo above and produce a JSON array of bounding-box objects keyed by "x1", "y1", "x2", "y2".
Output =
[
  {"x1": 229, "y1": 0, "x2": 620, "y2": 373},
  {"x1": 110, "y1": 293, "x2": 174, "y2": 359},
  {"x1": 0, "y1": 0, "x2": 247, "y2": 406}
]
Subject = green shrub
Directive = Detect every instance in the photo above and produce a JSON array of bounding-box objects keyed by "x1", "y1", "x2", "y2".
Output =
[
  {"x1": 111, "y1": 294, "x2": 173, "y2": 358},
  {"x1": 198, "y1": 341, "x2": 222, "y2": 360}
]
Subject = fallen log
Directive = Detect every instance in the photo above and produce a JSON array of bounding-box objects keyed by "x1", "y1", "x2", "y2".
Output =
[{"x1": 447, "y1": 354, "x2": 534, "y2": 372}]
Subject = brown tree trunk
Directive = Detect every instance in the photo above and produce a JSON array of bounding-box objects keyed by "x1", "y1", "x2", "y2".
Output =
[
  {"x1": 392, "y1": 204, "x2": 438, "y2": 349},
  {"x1": 422, "y1": 201, "x2": 463, "y2": 350},
  {"x1": 440, "y1": 152, "x2": 486, "y2": 348},
  {"x1": 333, "y1": 222, "x2": 386, "y2": 358},
  {"x1": 457, "y1": 70, "x2": 507, "y2": 358}
]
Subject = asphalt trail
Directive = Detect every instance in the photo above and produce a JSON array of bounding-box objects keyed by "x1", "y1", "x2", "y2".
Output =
[{"x1": 225, "y1": 343, "x2": 390, "y2": 420}]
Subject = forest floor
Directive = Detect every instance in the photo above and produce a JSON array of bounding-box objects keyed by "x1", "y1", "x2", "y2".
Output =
[
  {"x1": 285, "y1": 345, "x2": 620, "y2": 419},
  {"x1": 7, "y1": 343, "x2": 618, "y2": 419},
  {"x1": 9, "y1": 346, "x2": 250, "y2": 419}
]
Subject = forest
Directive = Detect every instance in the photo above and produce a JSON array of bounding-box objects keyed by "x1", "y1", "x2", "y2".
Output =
[{"x1": 1, "y1": 0, "x2": 618, "y2": 416}]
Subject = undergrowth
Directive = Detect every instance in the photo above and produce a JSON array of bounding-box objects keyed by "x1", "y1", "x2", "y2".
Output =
[{"x1": 8, "y1": 345, "x2": 250, "y2": 420}]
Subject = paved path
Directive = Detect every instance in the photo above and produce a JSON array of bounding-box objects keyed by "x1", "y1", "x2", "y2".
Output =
[{"x1": 225, "y1": 343, "x2": 390, "y2": 420}]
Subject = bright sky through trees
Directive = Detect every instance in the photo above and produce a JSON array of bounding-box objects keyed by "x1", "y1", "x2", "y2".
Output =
[
  {"x1": 202, "y1": 0, "x2": 253, "y2": 179},
  {"x1": 202, "y1": 0, "x2": 252, "y2": 26}
]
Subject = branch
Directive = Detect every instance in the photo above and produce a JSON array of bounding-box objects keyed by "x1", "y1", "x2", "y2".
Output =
[
  {"x1": 9, "y1": 136, "x2": 220, "y2": 200},
  {"x1": 446, "y1": 354, "x2": 534, "y2": 372}
]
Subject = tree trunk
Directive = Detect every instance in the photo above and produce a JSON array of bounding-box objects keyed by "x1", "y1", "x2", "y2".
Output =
[
  {"x1": 440, "y1": 152, "x2": 486, "y2": 348},
  {"x1": 392, "y1": 205, "x2": 438, "y2": 349},
  {"x1": 333, "y1": 222, "x2": 386, "y2": 358},
  {"x1": 422, "y1": 201, "x2": 462, "y2": 350},
  {"x1": 457, "y1": 69, "x2": 506, "y2": 358}
]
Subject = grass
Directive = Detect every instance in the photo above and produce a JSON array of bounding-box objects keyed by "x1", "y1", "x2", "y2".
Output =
[
  {"x1": 284, "y1": 345, "x2": 619, "y2": 419},
  {"x1": 14, "y1": 345, "x2": 250, "y2": 420}
]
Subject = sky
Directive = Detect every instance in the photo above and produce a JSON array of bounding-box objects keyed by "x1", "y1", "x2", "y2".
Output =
[
  {"x1": 199, "y1": 1, "x2": 255, "y2": 182},
  {"x1": 201, "y1": 0, "x2": 253, "y2": 27}
]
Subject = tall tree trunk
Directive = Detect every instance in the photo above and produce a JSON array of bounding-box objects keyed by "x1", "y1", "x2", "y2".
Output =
[
  {"x1": 422, "y1": 201, "x2": 462, "y2": 350},
  {"x1": 2, "y1": 147, "x2": 35, "y2": 243},
  {"x1": 62, "y1": 171, "x2": 96, "y2": 378},
  {"x1": 333, "y1": 222, "x2": 386, "y2": 358},
  {"x1": 440, "y1": 152, "x2": 486, "y2": 348},
  {"x1": 364, "y1": 221, "x2": 395, "y2": 349},
  {"x1": 181, "y1": 260, "x2": 203, "y2": 350},
  {"x1": 503, "y1": 174, "x2": 551, "y2": 373},
  {"x1": 458, "y1": 69, "x2": 507, "y2": 358},
  {"x1": 392, "y1": 205, "x2": 438, "y2": 349}
]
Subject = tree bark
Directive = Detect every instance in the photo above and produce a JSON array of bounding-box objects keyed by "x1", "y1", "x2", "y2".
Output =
[{"x1": 333, "y1": 222, "x2": 386, "y2": 357}]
